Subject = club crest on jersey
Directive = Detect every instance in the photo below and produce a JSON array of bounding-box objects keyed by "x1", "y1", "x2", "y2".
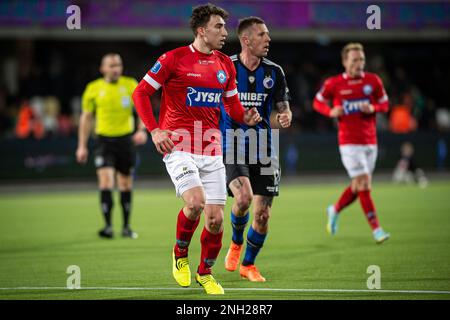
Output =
[
  {"x1": 342, "y1": 98, "x2": 370, "y2": 114},
  {"x1": 217, "y1": 70, "x2": 227, "y2": 84},
  {"x1": 150, "y1": 61, "x2": 162, "y2": 74},
  {"x1": 263, "y1": 76, "x2": 274, "y2": 89},
  {"x1": 363, "y1": 84, "x2": 373, "y2": 95},
  {"x1": 186, "y1": 87, "x2": 223, "y2": 108}
]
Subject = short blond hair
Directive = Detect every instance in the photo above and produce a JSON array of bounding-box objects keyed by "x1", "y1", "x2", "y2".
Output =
[{"x1": 341, "y1": 42, "x2": 364, "y2": 60}]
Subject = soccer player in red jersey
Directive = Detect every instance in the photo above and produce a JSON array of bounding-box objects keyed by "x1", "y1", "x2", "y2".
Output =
[
  {"x1": 313, "y1": 43, "x2": 390, "y2": 244},
  {"x1": 132, "y1": 4, "x2": 261, "y2": 294}
]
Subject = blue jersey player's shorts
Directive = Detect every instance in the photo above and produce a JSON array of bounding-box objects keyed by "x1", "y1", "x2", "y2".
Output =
[{"x1": 225, "y1": 162, "x2": 280, "y2": 197}]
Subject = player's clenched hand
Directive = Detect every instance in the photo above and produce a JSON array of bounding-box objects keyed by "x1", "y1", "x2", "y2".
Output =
[
  {"x1": 244, "y1": 107, "x2": 262, "y2": 126},
  {"x1": 76, "y1": 146, "x2": 88, "y2": 164},
  {"x1": 360, "y1": 102, "x2": 375, "y2": 114},
  {"x1": 132, "y1": 130, "x2": 148, "y2": 146},
  {"x1": 330, "y1": 106, "x2": 344, "y2": 118},
  {"x1": 277, "y1": 111, "x2": 292, "y2": 128},
  {"x1": 151, "y1": 128, "x2": 177, "y2": 154}
]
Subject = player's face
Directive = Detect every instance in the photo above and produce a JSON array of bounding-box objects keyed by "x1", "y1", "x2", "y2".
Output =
[
  {"x1": 202, "y1": 15, "x2": 228, "y2": 50},
  {"x1": 101, "y1": 55, "x2": 123, "y2": 82},
  {"x1": 343, "y1": 50, "x2": 365, "y2": 77},
  {"x1": 247, "y1": 23, "x2": 271, "y2": 58}
]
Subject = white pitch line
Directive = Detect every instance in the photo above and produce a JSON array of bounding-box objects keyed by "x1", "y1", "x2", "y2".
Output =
[{"x1": 0, "y1": 287, "x2": 449, "y2": 295}]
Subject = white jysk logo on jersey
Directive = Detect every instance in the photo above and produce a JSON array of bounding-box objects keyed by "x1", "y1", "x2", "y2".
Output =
[
  {"x1": 343, "y1": 98, "x2": 370, "y2": 114},
  {"x1": 187, "y1": 73, "x2": 201, "y2": 77},
  {"x1": 186, "y1": 87, "x2": 223, "y2": 107}
]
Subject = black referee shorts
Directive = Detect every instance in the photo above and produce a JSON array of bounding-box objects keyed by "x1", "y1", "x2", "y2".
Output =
[{"x1": 94, "y1": 134, "x2": 136, "y2": 175}]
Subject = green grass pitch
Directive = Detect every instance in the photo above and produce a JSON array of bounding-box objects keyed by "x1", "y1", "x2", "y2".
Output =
[{"x1": 0, "y1": 181, "x2": 449, "y2": 300}]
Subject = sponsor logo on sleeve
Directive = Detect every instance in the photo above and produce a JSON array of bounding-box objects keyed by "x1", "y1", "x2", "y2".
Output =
[{"x1": 150, "y1": 61, "x2": 162, "y2": 74}]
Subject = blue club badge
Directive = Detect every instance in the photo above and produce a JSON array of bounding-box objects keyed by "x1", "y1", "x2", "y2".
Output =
[
  {"x1": 217, "y1": 70, "x2": 227, "y2": 84},
  {"x1": 363, "y1": 84, "x2": 373, "y2": 95}
]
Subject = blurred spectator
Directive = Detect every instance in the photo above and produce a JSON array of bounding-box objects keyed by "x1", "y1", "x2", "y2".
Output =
[
  {"x1": 389, "y1": 93, "x2": 417, "y2": 134},
  {"x1": 436, "y1": 108, "x2": 450, "y2": 132},
  {"x1": 392, "y1": 142, "x2": 428, "y2": 188},
  {"x1": 15, "y1": 100, "x2": 44, "y2": 139}
]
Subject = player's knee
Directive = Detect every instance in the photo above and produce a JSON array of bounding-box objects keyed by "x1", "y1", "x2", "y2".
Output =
[
  {"x1": 236, "y1": 193, "x2": 252, "y2": 213},
  {"x1": 206, "y1": 216, "x2": 223, "y2": 233},
  {"x1": 186, "y1": 197, "x2": 205, "y2": 215},
  {"x1": 355, "y1": 176, "x2": 370, "y2": 192},
  {"x1": 99, "y1": 180, "x2": 114, "y2": 189}
]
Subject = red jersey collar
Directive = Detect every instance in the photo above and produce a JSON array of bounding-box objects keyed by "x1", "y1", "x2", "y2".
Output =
[
  {"x1": 190, "y1": 44, "x2": 215, "y2": 56},
  {"x1": 343, "y1": 71, "x2": 365, "y2": 80}
]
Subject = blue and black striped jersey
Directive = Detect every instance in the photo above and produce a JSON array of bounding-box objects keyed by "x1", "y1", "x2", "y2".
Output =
[{"x1": 220, "y1": 55, "x2": 291, "y2": 162}]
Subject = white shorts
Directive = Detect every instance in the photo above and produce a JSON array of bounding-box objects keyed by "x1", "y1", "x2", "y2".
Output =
[
  {"x1": 339, "y1": 145, "x2": 378, "y2": 178},
  {"x1": 163, "y1": 151, "x2": 227, "y2": 205}
]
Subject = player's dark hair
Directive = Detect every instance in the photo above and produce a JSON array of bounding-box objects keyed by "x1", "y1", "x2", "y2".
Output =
[
  {"x1": 237, "y1": 16, "x2": 265, "y2": 37},
  {"x1": 190, "y1": 3, "x2": 229, "y2": 36}
]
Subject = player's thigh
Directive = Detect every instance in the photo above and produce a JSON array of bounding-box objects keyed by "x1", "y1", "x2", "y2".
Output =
[
  {"x1": 198, "y1": 156, "x2": 227, "y2": 206},
  {"x1": 163, "y1": 151, "x2": 203, "y2": 198},
  {"x1": 97, "y1": 167, "x2": 115, "y2": 189},
  {"x1": 339, "y1": 145, "x2": 370, "y2": 178},
  {"x1": 226, "y1": 163, "x2": 252, "y2": 198},
  {"x1": 229, "y1": 176, "x2": 253, "y2": 204}
]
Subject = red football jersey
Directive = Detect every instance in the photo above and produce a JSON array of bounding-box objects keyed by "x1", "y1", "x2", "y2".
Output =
[
  {"x1": 313, "y1": 72, "x2": 389, "y2": 145},
  {"x1": 143, "y1": 44, "x2": 240, "y2": 155}
]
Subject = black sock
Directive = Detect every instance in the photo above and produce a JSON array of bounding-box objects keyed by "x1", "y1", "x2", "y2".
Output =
[
  {"x1": 100, "y1": 189, "x2": 113, "y2": 227},
  {"x1": 120, "y1": 191, "x2": 132, "y2": 228}
]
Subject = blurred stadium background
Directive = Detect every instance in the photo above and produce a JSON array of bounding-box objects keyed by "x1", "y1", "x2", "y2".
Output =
[
  {"x1": 0, "y1": 0, "x2": 449, "y2": 300},
  {"x1": 0, "y1": 0, "x2": 449, "y2": 180}
]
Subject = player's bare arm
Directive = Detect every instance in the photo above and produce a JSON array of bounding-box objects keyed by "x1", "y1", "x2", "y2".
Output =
[
  {"x1": 76, "y1": 111, "x2": 93, "y2": 164},
  {"x1": 275, "y1": 101, "x2": 292, "y2": 128}
]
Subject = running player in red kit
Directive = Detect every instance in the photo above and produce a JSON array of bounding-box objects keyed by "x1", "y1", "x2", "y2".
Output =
[
  {"x1": 313, "y1": 43, "x2": 390, "y2": 244},
  {"x1": 132, "y1": 4, "x2": 261, "y2": 294}
]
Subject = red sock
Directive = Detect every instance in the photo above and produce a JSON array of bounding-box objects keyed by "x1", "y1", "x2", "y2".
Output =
[
  {"x1": 174, "y1": 208, "x2": 200, "y2": 258},
  {"x1": 335, "y1": 186, "x2": 357, "y2": 213},
  {"x1": 358, "y1": 190, "x2": 380, "y2": 230},
  {"x1": 198, "y1": 227, "x2": 223, "y2": 275}
]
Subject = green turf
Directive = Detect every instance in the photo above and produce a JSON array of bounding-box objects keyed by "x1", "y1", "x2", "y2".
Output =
[{"x1": 0, "y1": 181, "x2": 449, "y2": 300}]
